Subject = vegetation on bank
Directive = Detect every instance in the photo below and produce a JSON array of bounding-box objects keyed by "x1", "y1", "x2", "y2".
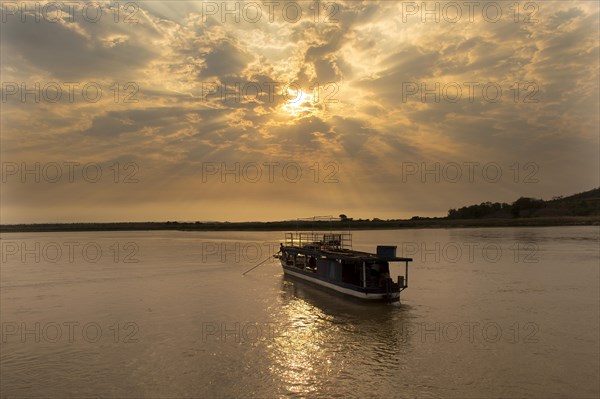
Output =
[
  {"x1": 446, "y1": 188, "x2": 599, "y2": 219},
  {"x1": 2, "y1": 188, "x2": 598, "y2": 233}
]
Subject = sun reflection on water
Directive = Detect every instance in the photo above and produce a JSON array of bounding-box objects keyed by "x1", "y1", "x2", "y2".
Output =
[
  {"x1": 268, "y1": 297, "x2": 333, "y2": 395},
  {"x1": 267, "y1": 278, "x2": 413, "y2": 396}
]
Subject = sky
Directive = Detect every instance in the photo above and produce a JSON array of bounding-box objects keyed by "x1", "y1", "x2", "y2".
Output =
[{"x1": 1, "y1": 0, "x2": 599, "y2": 223}]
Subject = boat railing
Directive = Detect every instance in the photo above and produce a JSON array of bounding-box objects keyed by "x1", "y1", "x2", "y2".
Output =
[{"x1": 285, "y1": 232, "x2": 352, "y2": 250}]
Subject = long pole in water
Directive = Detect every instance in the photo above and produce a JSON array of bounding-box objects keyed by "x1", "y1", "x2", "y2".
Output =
[{"x1": 242, "y1": 250, "x2": 280, "y2": 276}]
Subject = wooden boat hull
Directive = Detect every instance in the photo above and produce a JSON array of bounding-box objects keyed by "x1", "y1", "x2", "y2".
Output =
[{"x1": 282, "y1": 264, "x2": 400, "y2": 302}]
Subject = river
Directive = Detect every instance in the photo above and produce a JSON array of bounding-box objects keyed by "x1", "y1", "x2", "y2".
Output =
[{"x1": 1, "y1": 227, "x2": 598, "y2": 398}]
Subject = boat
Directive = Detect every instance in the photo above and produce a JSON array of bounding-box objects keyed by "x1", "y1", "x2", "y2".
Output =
[{"x1": 277, "y1": 225, "x2": 413, "y2": 302}]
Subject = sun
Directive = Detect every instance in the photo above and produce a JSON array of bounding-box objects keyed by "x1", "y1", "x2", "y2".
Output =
[{"x1": 281, "y1": 88, "x2": 316, "y2": 117}]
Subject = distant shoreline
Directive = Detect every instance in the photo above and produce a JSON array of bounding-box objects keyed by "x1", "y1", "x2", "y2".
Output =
[{"x1": 1, "y1": 216, "x2": 598, "y2": 233}]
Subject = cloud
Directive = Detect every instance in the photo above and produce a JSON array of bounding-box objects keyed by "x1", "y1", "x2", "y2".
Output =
[
  {"x1": 201, "y1": 40, "x2": 254, "y2": 77},
  {"x1": 1, "y1": 4, "x2": 162, "y2": 81}
]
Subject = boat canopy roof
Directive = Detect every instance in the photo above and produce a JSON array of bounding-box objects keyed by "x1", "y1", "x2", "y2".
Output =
[{"x1": 281, "y1": 245, "x2": 413, "y2": 263}]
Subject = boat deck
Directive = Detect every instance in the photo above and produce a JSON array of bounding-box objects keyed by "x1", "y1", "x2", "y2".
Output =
[{"x1": 281, "y1": 245, "x2": 413, "y2": 263}]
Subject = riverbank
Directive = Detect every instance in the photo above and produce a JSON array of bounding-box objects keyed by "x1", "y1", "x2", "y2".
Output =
[{"x1": 1, "y1": 216, "x2": 598, "y2": 233}]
